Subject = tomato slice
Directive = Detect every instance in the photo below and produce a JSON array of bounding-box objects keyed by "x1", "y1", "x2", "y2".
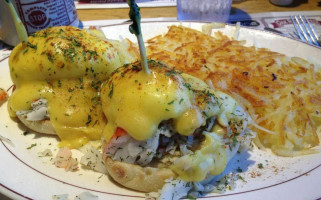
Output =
[
  {"x1": 111, "y1": 127, "x2": 127, "y2": 141},
  {"x1": 0, "y1": 89, "x2": 8, "y2": 102}
]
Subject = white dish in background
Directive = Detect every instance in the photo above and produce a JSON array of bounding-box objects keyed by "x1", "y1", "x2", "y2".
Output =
[{"x1": 0, "y1": 22, "x2": 321, "y2": 200}]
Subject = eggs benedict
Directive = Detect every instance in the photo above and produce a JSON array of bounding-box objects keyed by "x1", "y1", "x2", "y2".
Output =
[
  {"x1": 8, "y1": 26, "x2": 138, "y2": 148},
  {"x1": 101, "y1": 60, "x2": 254, "y2": 193}
]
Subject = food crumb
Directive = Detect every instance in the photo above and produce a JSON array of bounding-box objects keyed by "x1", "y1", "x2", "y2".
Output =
[
  {"x1": 0, "y1": 134, "x2": 14, "y2": 146},
  {"x1": 27, "y1": 143, "x2": 37, "y2": 150},
  {"x1": 38, "y1": 149, "x2": 53, "y2": 157},
  {"x1": 52, "y1": 147, "x2": 78, "y2": 172},
  {"x1": 52, "y1": 194, "x2": 68, "y2": 200},
  {"x1": 250, "y1": 172, "x2": 262, "y2": 178}
]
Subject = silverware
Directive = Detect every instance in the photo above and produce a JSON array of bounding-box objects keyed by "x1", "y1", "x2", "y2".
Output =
[{"x1": 290, "y1": 15, "x2": 320, "y2": 47}]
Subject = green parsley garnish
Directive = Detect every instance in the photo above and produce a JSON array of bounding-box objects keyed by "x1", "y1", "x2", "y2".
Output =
[
  {"x1": 108, "y1": 83, "x2": 114, "y2": 98},
  {"x1": 165, "y1": 70, "x2": 176, "y2": 77},
  {"x1": 168, "y1": 100, "x2": 175, "y2": 105},
  {"x1": 27, "y1": 42, "x2": 37, "y2": 50},
  {"x1": 46, "y1": 53, "x2": 55, "y2": 63},
  {"x1": 258, "y1": 163, "x2": 264, "y2": 169},
  {"x1": 71, "y1": 36, "x2": 81, "y2": 47},
  {"x1": 236, "y1": 167, "x2": 243, "y2": 172},
  {"x1": 184, "y1": 83, "x2": 192, "y2": 90},
  {"x1": 86, "y1": 115, "x2": 92, "y2": 125},
  {"x1": 27, "y1": 143, "x2": 37, "y2": 150},
  {"x1": 232, "y1": 135, "x2": 238, "y2": 147},
  {"x1": 179, "y1": 98, "x2": 184, "y2": 104}
]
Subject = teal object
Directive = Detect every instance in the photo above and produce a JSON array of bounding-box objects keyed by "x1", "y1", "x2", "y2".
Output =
[{"x1": 126, "y1": 0, "x2": 150, "y2": 74}]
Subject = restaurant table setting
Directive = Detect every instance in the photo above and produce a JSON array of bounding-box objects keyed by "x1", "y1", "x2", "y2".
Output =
[
  {"x1": 1, "y1": 0, "x2": 320, "y2": 48},
  {"x1": 0, "y1": 0, "x2": 321, "y2": 200}
]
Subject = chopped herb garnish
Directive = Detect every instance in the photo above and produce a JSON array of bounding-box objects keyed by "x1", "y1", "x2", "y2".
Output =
[
  {"x1": 46, "y1": 53, "x2": 55, "y2": 63},
  {"x1": 84, "y1": 50, "x2": 98, "y2": 60},
  {"x1": 165, "y1": 69, "x2": 176, "y2": 77},
  {"x1": 237, "y1": 175, "x2": 246, "y2": 182},
  {"x1": 132, "y1": 65, "x2": 138, "y2": 70},
  {"x1": 184, "y1": 83, "x2": 192, "y2": 90},
  {"x1": 86, "y1": 115, "x2": 92, "y2": 125},
  {"x1": 232, "y1": 135, "x2": 238, "y2": 147},
  {"x1": 62, "y1": 47, "x2": 77, "y2": 62},
  {"x1": 23, "y1": 48, "x2": 29, "y2": 54},
  {"x1": 58, "y1": 28, "x2": 64, "y2": 34},
  {"x1": 27, "y1": 42, "x2": 37, "y2": 50},
  {"x1": 258, "y1": 163, "x2": 264, "y2": 169},
  {"x1": 27, "y1": 143, "x2": 37, "y2": 150},
  {"x1": 203, "y1": 111, "x2": 209, "y2": 118},
  {"x1": 179, "y1": 98, "x2": 184, "y2": 104},
  {"x1": 186, "y1": 195, "x2": 197, "y2": 200},
  {"x1": 168, "y1": 100, "x2": 175, "y2": 105},
  {"x1": 236, "y1": 167, "x2": 243, "y2": 172},
  {"x1": 92, "y1": 120, "x2": 98, "y2": 127},
  {"x1": 71, "y1": 36, "x2": 81, "y2": 47},
  {"x1": 108, "y1": 83, "x2": 114, "y2": 98}
]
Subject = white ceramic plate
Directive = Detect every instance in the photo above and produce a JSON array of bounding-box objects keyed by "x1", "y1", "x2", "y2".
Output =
[{"x1": 1, "y1": 22, "x2": 321, "y2": 200}]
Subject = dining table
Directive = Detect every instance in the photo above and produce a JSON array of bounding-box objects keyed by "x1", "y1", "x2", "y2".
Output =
[
  {"x1": 0, "y1": 1, "x2": 321, "y2": 200},
  {"x1": 76, "y1": 0, "x2": 321, "y2": 21}
]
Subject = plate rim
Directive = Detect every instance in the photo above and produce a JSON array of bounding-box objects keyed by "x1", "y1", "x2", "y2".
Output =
[{"x1": 1, "y1": 21, "x2": 321, "y2": 200}]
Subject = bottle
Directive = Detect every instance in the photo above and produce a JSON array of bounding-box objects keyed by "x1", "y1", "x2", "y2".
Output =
[{"x1": 10, "y1": 0, "x2": 79, "y2": 35}]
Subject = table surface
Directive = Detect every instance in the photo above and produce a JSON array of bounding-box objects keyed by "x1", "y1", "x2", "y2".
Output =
[{"x1": 77, "y1": 0, "x2": 321, "y2": 21}]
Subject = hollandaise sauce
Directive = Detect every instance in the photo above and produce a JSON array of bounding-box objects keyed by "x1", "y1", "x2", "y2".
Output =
[
  {"x1": 102, "y1": 60, "x2": 248, "y2": 182},
  {"x1": 8, "y1": 26, "x2": 132, "y2": 148},
  {"x1": 101, "y1": 60, "x2": 194, "y2": 142}
]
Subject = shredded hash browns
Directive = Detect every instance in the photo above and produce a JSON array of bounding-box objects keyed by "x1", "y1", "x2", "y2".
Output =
[{"x1": 147, "y1": 25, "x2": 321, "y2": 156}]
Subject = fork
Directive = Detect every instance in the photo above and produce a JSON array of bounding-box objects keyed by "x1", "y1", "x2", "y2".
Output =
[{"x1": 290, "y1": 15, "x2": 320, "y2": 47}]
